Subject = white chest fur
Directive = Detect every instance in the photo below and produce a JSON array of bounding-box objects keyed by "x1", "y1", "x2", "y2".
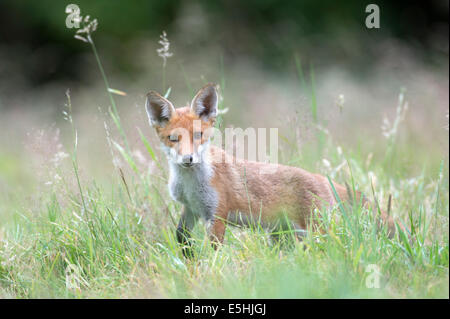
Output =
[{"x1": 168, "y1": 161, "x2": 218, "y2": 221}]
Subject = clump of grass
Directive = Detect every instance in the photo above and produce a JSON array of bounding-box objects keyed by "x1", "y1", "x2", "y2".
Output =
[{"x1": 381, "y1": 88, "x2": 409, "y2": 169}]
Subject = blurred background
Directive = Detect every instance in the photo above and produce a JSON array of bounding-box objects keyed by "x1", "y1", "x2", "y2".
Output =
[{"x1": 0, "y1": 0, "x2": 448, "y2": 197}]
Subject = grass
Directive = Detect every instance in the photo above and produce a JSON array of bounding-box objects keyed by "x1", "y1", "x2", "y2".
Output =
[
  {"x1": 0, "y1": 16, "x2": 448, "y2": 299},
  {"x1": 0, "y1": 160, "x2": 448, "y2": 298},
  {"x1": 0, "y1": 97, "x2": 447, "y2": 299}
]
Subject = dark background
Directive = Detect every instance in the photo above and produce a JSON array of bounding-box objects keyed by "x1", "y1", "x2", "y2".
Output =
[{"x1": 0, "y1": 0, "x2": 448, "y2": 104}]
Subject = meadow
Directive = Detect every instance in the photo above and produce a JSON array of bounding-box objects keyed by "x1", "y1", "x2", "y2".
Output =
[{"x1": 0, "y1": 17, "x2": 448, "y2": 298}]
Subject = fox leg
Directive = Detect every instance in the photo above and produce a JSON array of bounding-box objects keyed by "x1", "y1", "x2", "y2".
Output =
[
  {"x1": 207, "y1": 208, "x2": 228, "y2": 249},
  {"x1": 176, "y1": 207, "x2": 198, "y2": 258}
]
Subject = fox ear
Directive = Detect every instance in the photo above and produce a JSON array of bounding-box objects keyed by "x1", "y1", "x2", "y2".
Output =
[
  {"x1": 191, "y1": 83, "x2": 218, "y2": 121},
  {"x1": 145, "y1": 91, "x2": 175, "y2": 127}
]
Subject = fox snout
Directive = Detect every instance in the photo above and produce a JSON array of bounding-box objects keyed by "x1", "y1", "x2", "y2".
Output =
[
  {"x1": 162, "y1": 141, "x2": 201, "y2": 167},
  {"x1": 182, "y1": 154, "x2": 194, "y2": 165},
  {"x1": 179, "y1": 154, "x2": 196, "y2": 168},
  {"x1": 164, "y1": 132, "x2": 204, "y2": 166}
]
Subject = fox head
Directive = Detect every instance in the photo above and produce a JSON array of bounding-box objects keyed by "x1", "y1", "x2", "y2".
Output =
[{"x1": 145, "y1": 83, "x2": 219, "y2": 168}]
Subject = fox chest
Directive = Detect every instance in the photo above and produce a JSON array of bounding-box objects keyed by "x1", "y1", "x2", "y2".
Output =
[{"x1": 168, "y1": 165, "x2": 218, "y2": 220}]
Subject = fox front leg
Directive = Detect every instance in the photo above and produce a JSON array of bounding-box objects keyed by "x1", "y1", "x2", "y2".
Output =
[
  {"x1": 176, "y1": 207, "x2": 198, "y2": 258},
  {"x1": 207, "y1": 212, "x2": 227, "y2": 250}
]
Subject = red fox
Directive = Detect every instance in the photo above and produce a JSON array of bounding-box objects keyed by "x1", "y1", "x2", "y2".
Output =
[{"x1": 145, "y1": 83, "x2": 397, "y2": 255}]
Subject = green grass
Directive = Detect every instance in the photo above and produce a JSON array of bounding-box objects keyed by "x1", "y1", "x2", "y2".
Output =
[
  {"x1": 0, "y1": 107, "x2": 448, "y2": 298},
  {"x1": 0, "y1": 158, "x2": 448, "y2": 298},
  {"x1": 0, "y1": 22, "x2": 448, "y2": 299}
]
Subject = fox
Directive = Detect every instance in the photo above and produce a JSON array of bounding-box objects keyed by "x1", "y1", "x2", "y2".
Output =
[{"x1": 145, "y1": 83, "x2": 397, "y2": 256}]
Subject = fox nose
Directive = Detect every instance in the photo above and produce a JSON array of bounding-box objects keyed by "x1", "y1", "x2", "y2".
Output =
[{"x1": 182, "y1": 155, "x2": 193, "y2": 165}]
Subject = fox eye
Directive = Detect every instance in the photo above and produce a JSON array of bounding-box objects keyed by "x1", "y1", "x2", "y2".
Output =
[
  {"x1": 168, "y1": 134, "x2": 179, "y2": 142},
  {"x1": 193, "y1": 132, "x2": 202, "y2": 140}
]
